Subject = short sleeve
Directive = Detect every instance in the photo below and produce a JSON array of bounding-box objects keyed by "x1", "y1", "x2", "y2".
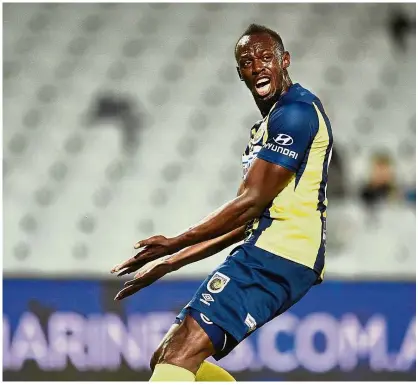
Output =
[{"x1": 257, "y1": 102, "x2": 319, "y2": 172}]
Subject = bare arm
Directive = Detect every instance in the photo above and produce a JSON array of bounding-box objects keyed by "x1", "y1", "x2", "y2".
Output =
[
  {"x1": 168, "y1": 182, "x2": 248, "y2": 270},
  {"x1": 112, "y1": 163, "x2": 292, "y2": 301},
  {"x1": 173, "y1": 159, "x2": 293, "y2": 247},
  {"x1": 112, "y1": 185, "x2": 247, "y2": 300},
  {"x1": 169, "y1": 225, "x2": 245, "y2": 271},
  {"x1": 127, "y1": 159, "x2": 294, "y2": 264},
  {"x1": 113, "y1": 225, "x2": 246, "y2": 300},
  {"x1": 112, "y1": 183, "x2": 246, "y2": 276}
]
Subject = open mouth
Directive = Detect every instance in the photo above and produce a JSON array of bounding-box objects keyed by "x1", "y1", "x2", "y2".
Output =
[{"x1": 255, "y1": 76, "x2": 272, "y2": 97}]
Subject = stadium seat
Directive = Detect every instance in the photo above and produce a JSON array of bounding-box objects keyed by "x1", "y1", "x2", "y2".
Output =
[{"x1": 3, "y1": 3, "x2": 415, "y2": 279}]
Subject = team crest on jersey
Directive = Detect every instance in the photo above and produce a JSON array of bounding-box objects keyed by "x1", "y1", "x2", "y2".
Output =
[
  {"x1": 251, "y1": 121, "x2": 267, "y2": 145},
  {"x1": 207, "y1": 272, "x2": 230, "y2": 294}
]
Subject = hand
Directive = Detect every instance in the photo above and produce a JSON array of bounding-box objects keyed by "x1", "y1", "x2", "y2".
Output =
[
  {"x1": 110, "y1": 235, "x2": 180, "y2": 277},
  {"x1": 114, "y1": 257, "x2": 173, "y2": 300}
]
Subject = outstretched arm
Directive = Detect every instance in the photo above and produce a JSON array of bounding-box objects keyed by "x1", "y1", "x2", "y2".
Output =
[
  {"x1": 112, "y1": 184, "x2": 248, "y2": 301},
  {"x1": 127, "y1": 102, "x2": 316, "y2": 263},
  {"x1": 113, "y1": 101, "x2": 315, "y2": 300},
  {"x1": 113, "y1": 225, "x2": 246, "y2": 300},
  {"x1": 122, "y1": 158, "x2": 294, "y2": 266},
  {"x1": 112, "y1": 183, "x2": 247, "y2": 276},
  {"x1": 170, "y1": 225, "x2": 246, "y2": 271},
  {"x1": 172, "y1": 159, "x2": 293, "y2": 247}
]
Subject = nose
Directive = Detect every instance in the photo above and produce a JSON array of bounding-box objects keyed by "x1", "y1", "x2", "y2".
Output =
[{"x1": 252, "y1": 58, "x2": 264, "y2": 75}]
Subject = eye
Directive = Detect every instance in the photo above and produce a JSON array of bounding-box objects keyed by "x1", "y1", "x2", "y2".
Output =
[{"x1": 262, "y1": 55, "x2": 273, "y2": 62}]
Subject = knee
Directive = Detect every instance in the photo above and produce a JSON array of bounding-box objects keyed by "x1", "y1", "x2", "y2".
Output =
[
  {"x1": 150, "y1": 315, "x2": 214, "y2": 374},
  {"x1": 150, "y1": 347, "x2": 162, "y2": 371}
]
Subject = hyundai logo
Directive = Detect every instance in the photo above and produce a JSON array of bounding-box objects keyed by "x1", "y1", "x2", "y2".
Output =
[{"x1": 274, "y1": 134, "x2": 294, "y2": 146}]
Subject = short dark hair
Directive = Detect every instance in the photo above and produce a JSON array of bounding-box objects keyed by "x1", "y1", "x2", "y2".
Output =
[{"x1": 235, "y1": 23, "x2": 285, "y2": 57}]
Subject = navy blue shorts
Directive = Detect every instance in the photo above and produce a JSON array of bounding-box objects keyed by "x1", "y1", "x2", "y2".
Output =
[{"x1": 176, "y1": 244, "x2": 318, "y2": 360}]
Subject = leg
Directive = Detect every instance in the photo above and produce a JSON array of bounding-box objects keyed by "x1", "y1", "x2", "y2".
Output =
[
  {"x1": 151, "y1": 245, "x2": 318, "y2": 381},
  {"x1": 150, "y1": 324, "x2": 179, "y2": 371},
  {"x1": 150, "y1": 316, "x2": 235, "y2": 381},
  {"x1": 149, "y1": 246, "x2": 253, "y2": 380},
  {"x1": 151, "y1": 314, "x2": 215, "y2": 376},
  {"x1": 195, "y1": 361, "x2": 236, "y2": 381}
]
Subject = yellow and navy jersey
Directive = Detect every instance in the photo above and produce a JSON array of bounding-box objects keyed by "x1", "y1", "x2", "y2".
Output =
[{"x1": 242, "y1": 83, "x2": 333, "y2": 281}]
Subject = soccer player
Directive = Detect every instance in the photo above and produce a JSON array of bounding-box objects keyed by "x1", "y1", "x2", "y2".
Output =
[{"x1": 111, "y1": 24, "x2": 333, "y2": 381}]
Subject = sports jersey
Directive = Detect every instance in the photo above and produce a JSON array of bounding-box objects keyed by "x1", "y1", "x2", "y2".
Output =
[{"x1": 242, "y1": 83, "x2": 333, "y2": 279}]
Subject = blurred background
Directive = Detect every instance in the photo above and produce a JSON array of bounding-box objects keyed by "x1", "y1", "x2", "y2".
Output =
[{"x1": 3, "y1": 2, "x2": 416, "y2": 381}]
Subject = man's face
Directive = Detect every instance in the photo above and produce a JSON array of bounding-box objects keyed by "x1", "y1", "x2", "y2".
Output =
[{"x1": 235, "y1": 33, "x2": 290, "y2": 101}]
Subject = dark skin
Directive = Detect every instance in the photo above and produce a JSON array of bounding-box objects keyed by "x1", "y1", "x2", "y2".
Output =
[
  {"x1": 236, "y1": 33, "x2": 292, "y2": 117},
  {"x1": 111, "y1": 33, "x2": 294, "y2": 375}
]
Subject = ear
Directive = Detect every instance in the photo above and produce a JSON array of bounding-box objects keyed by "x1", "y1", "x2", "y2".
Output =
[
  {"x1": 236, "y1": 66, "x2": 244, "y2": 81},
  {"x1": 281, "y1": 51, "x2": 290, "y2": 70}
]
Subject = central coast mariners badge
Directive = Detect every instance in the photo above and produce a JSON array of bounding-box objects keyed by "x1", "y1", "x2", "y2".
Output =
[
  {"x1": 207, "y1": 272, "x2": 230, "y2": 294},
  {"x1": 251, "y1": 121, "x2": 267, "y2": 145}
]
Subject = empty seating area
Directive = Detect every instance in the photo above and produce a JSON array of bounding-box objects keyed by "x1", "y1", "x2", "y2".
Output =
[{"x1": 3, "y1": 3, "x2": 415, "y2": 278}]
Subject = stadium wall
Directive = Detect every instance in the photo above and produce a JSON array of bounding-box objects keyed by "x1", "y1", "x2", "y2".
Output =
[{"x1": 3, "y1": 278, "x2": 415, "y2": 381}]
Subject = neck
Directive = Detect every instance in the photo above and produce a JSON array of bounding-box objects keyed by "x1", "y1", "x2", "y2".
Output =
[{"x1": 257, "y1": 73, "x2": 293, "y2": 117}]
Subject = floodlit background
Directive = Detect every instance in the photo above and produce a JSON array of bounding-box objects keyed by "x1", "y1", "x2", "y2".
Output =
[{"x1": 3, "y1": 2, "x2": 416, "y2": 381}]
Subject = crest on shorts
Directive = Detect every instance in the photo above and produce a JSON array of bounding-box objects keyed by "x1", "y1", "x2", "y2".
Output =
[{"x1": 207, "y1": 272, "x2": 230, "y2": 294}]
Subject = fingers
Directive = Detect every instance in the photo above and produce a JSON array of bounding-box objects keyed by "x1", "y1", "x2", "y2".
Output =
[
  {"x1": 134, "y1": 241, "x2": 143, "y2": 249},
  {"x1": 134, "y1": 236, "x2": 154, "y2": 249},
  {"x1": 111, "y1": 243, "x2": 151, "y2": 273},
  {"x1": 111, "y1": 248, "x2": 166, "y2": 274},
  {"x1": 114, "y1": 284, "x2": 144, "y2": 301},
  {"x1": 112, "y1": 236, "x2": 168, "y2": 274},
  {"x1": 134, "y1": 235, "x2": 164, "y2": 249},
  {"x1": 116, "y1": 258, "x2": 153, "y2": 276},
  {"x1": 110, "y1": 257, "x2": 136, "y2": 273},
  {"x1": 134, "y1": 237, "x2": 153, "y2": 249},
  {"x1": 110, "y1": 250, "x2": 149, "y2": 273},
  {"x1": 116, "y1": 265, "x2": 141, "y2": 277},
  {"x1": 124, "y1": 275, "x2": 145, "y2": 287},
  {"x1": 111, "y1": 236, "x2": 169, "y2": 300},
  {"x1": 114, "y1": 286, "x2": 133, "y2": 300}
]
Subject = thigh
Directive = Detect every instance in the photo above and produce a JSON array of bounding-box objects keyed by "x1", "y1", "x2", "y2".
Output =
[
  {"x1": 151, "y1": 323, "x2": 179, "y2": 369},
  {"x1": 177, "y1": 244, "x2": 318, "y2": 360},
  {"x1": 155, "y1": 315, "x2": 216, "y2": 374}
]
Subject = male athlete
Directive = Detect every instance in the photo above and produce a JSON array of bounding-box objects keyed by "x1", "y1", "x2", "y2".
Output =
[{"x1": 111, "y1": 24, "x2": 333, "y2": 381}]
